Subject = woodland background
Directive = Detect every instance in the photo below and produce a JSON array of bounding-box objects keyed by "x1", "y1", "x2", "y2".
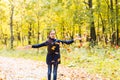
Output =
[
  {"x1": 0, "y1": 0, "x2": 120, "y2": 80},
  {"x1": 0, "y1": 0, "x2": 120, "y2": 49}
]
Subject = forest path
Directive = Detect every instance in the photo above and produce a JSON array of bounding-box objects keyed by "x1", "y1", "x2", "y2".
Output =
[{"x1": 0, "y1": 56, "x2": 108, "y2": 80}]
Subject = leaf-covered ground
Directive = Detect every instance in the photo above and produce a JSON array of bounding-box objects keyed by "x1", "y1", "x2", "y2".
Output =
[{"x1": 0, "y1": 56, "x2": 109, "y2": 80}]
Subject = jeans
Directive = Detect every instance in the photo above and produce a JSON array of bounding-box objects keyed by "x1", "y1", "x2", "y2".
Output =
[{"x1": 48, "y1": 63, "x2": 58, "y2": 80}]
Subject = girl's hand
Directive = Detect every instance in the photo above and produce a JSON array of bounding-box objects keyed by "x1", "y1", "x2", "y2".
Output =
[
  {"x1": 16, "y1": 45, "x2": 32, "y2": 50},
  {"x1": 74, "y1": 34, "x2": 82, "y2": 41},
  {"x1": 24, "y1": 45, "x2": 32, "y2": 49}
]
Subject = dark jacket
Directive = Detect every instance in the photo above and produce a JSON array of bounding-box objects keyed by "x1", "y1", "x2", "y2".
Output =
[{"x1": 32, "y1": 38, "x2": 74, "y2": 65}]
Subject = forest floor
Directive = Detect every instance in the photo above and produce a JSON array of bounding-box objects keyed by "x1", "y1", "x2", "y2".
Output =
[{"x1": 0, "y1": 56, "x2": 109, "y2": 80}]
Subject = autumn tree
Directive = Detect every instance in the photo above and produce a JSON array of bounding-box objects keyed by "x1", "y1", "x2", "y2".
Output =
[
  {"x1": 88, "y1": 0, "x2": 96, "y2": 42},
  {"x1": 9, "y1": 0, "x2": 14, "y2": 49}
]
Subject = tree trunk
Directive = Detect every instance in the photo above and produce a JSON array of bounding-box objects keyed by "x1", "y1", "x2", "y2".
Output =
[
  {"x1": 115, "y1": 0, "x2": 119, "y2": 45},
  {"x1": 110, "y1": 0, "x2": 115, "y2": 32},
  {"x1": 28, "y1": 23, "x2": 32, "y2": 45},
  {"x1": 10, "y1": 5, "x2": 14, "y2": 49},
  {"x1": 61, "y1": 21, "x2": 65, "y2": 39},
  {"x1": 105, "y1": 0, "x2": 111, "y2": 37},
  {"x1": 0, "y1": 26, "x2": 4, "y2": 45},
  {"x1": 79, "y1": 26, "x2": 81, "y2": 37},
  {"x1": 4, "y1": 34, "x2": 8, "y2": 46},
  {"x1": 99, "y1": 13, "x2": 105, "y2": 34},
  {"x1": 16, "y1": 23, "x2": 21, "y2": 42},
  {"x1": 37, "y1": 18, "x2": 40, "y2": 44},
  {"x1": 37, "y1": 18, "x2": 40, "y2": 53},
  {"x1": 88, "y1": 0, "x2": 96, "y2": 41},
  {"x1": 96, "y1": 0, "x2": 100, "y2": 35}
]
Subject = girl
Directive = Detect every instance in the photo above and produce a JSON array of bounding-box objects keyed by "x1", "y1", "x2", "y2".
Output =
[{"x1": 26, "y1": 30, "x2": 80, "y2": 80}]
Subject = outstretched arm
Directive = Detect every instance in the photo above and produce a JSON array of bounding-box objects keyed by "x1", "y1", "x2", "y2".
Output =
[
  {"x1": 60, "y1": 39, "x2": 74, "y2": 44},
  {"x1": 59, "y1": 36, "x2": 82, "y2": 45},
  {"x1": 32, "y1": 41, "x2": 47, "y2": 48},
  {"x1": 25, "y1": 41, "x2": 47, "y2": 49}
]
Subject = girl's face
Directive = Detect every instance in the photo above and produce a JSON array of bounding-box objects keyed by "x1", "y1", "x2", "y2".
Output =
[{"x1": 49, "y1": 31, "x2": 56, "y2": 39}]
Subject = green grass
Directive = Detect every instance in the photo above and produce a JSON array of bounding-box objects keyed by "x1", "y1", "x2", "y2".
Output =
[
  {"x1": 0, "y1": 48, "x2": 46, "y2": 61},
  {"x1": 0, "y1": 45, "x2": 120, "y2": 79},
  {"x1": 61, "y1": 46, "x2": 120, "y2": 80}
]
